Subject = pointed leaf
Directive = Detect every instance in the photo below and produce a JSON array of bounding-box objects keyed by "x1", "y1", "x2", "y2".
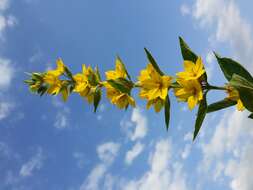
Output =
[
  {"x1": 37, "y1": 86, "x2": 48, "y2": 96},
  {"x1": 179, "y1": 37, "x2": 207, "y2": 81},
  {"x1": 144, "y1": 48, "x2": 164, "y2": 76},
  {"x1": 248, "y1": 113, "x2": 253, "y2": 119},
  {"x1": 214, "y1": 53, "x2": 253, "y2": 82},
  {"x1": 65, "y1": 66, "x2": 75, "y2": 81},
  {"x1": 107, "y1": 80, "x2": 130, "y2": 94},
  {"x1": 24, "y1": 80, "x2": 34, "y2": 85},
  {"x1": 116, "y1": 56, "x2": 132, "y2": 81},
  {"x1": 207, "y1": 99, "x2": 237, "y2": 113},
  {"x1": 164, "y1": 95, "x2": 171, "y2": 130},
  {"x1": 193, "y1": 92, "x2": 207, "y2": 141},
  {"x1": 179, "y1": 36, "x2": 198, "y2": 62},
  {"x1": 95, "y1": 66, "x2": 102, "y2": 82},
  {"x1": 114, "y1": 78, "x2": 134, "y2": 90},
  {"x1": 61, "y1": 87, "x2": 69, "y2": 102},
  {"x1": 32, "y1": 73, "x2": 43, "y2": 80},
  {"x1": 93, "y1": 88, "x2": 101, "y2": 113},
  {"x1": 88, "y1": 72, "x2": 99, "y2": 86}
]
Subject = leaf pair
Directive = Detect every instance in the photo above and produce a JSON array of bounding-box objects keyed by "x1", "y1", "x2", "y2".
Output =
[{"x1": 210, "y1": 53, "x2": 253, "y2": 113}]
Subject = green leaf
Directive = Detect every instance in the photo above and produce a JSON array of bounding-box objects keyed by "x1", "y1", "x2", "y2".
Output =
[
  {"x1": 37, "y1": 86, "x2": 48, "y2": 96},
  {"x1": 88, "y1": 72, "x2": 99, "y2": 86},
  {"x1": 214, "y1": 53, "x2": 253, "y2": 83},
  {"x1": 229, "y1": 74, "x2": 253, "y2": 90},
  {"x1": 24, "y1": 79, "x2": 34, "y2": 85},
  {"x1": 65, "y1": 66, "x2": 74, "y2": 81},
  {"x1": 125, "y1": 104, "x2": 129, "y2": 111},
  {"x1": 179, "y1": 37, "x2": 207, "y2": 82},
  {"x1": 32, "y1": 73, "x2": 43, "y2": 80},
  {"x1": 171, "y1": 82, "x2": 181, "y2": 88},
  {"x1": 230, "y1": 74, "x2": 253, "y2": 112},
  {"x1": 114, "y1": 78, "x2": 134, "y2": 90},
  {"x1": 116, "y1": 56, "x2": 132, "y2": 81},
  {"x1": 61, "y1": 87, "x2": 69, "y2": 102},
  {"x1": 207, "y1": 99, "x2": 237, "y2": 113},
  {"x1": 164, "y1": 95, "x2": 171, "y2": 131},
  {"x1": 95, "y1": 66, "x2": 101, "y2": 82},
  {"x1": 29, "y1": 85, "x2": 38, "y2": 93},
  {"x1": 107, "y1": 79, "x2": 130, "y2": 94},
  {"x1": 248, "y1": 113, "x2": 253, "y2": 119},
  {"x1": 144, "y1": 48, "x2": 164, "y2": 76},
  {"x1": 179, "y1": 36, "x2": 198, "y2": 62},
  {"x1": 93, "y1": 88, "x2": 101, "y2": 113},
  {"x1": 69, "y1": 85, "x2": 75, "y2": 93},
  {"x1": 193, "y1": 92, "x2": 208, "y2": 141}
]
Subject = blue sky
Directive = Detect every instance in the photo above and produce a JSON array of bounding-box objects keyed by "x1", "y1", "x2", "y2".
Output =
[{"x1": 1, "y1": 0, "x2": 253, "y2": 190}]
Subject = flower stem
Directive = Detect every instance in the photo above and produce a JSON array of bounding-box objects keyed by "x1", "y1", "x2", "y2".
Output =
[{"x1": 207, "y1": 85, "x2": 227, "y2": 91}]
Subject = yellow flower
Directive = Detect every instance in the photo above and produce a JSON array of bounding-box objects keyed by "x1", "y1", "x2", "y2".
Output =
[
  {"x1": 43, "y1": 58, "x2": 66, "y2": 95},
  {"x1": 138, "y1": 63, "x2": 172, "y2": 112},
  {"x1": 104, "y1": 82, "x2": 135, "y2": 109},
  {"x1": 105, "y1": 58, "x2": 127, "y2": 80},
  {"x1": 43, "y1": 73, "x2": 62, "y2": 95},
  {"x1": 46, "y1": 58, "x2": 66, "y2": 77},
  {"x1": 176, "y1": 57, "x2": 205, "y2": 80},
  {"x1": 226, "y1": 86, "x2": 245, "y2": 111},
  {"x1": 104, "y1": 57, "x2": 135, "y2": 109},
  {"x1": 146, "y1": 97, "x2": 164, "y2": 113},
  {"x1": 73, "y1": 64, "x2": 98, "y2": 103},
  {"x1": 174, "y1": 79, "x2": 203, "y2": 110}
]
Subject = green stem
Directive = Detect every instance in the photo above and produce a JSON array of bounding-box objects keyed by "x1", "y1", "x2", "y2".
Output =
[{"x1": 207, "y1": 85, "x2": 227, "y2": 91}]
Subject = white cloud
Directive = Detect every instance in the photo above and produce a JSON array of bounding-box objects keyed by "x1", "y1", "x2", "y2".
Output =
[
  {"x1": 224, "y1": 144, "x2": 253, "y2": 190},
  {"x1": 0, "y1": 58, "x2": 13, "y2": 90},
  {"x1": 180, "y1": 4, "x2": 190, "y2": 16},
  {"x1": 0, "y1": 14, "x2": 16, "y2": 36},
  {"x1": 130, "y1": 108, "x2": 148, "y2": 141},
  {"x1": 198, "y1": 110, "x2": 253, "y2": 189},
  {"x1": 103, "y1": 174, "x2": 115, "y2": 190},
  {"x1": 121, "y1": 108, "x2": 148, "y2": 142},
  {"x1": 125, "y1": 142, "x2": 144, "y2": 165},
  {"x1": 0, "y1": 101, "x2": 13, "y2": 120},
  {"x1": 0, "y1": 60, "x2": 14, "y2": 121},
  {"x1": 19, "y1": 148, "x2": 44, "y2": 177},
  {"x1": 0, "y1": 0, "x2": 9, "y2": 11},
  {"x1": 80, "y1": 164, "x2": 107, "y2": 190},
  {"x1": 0, "y1": 0, "x2": 17, "y2": 40},
  {"x1": 97, "y1": 142, "x2": 120, "y2": 164},
  {"x1": 205, "y1": 51, "x2": 215, "y2": 79},
  {"x1": 80, "y1": 141, "x2": 120, "y2": 190},
  {"x1": 181, "y1": 144, "x2": 191, "y2": 160},
  {"x1": 183, "y1": 132, "x2": 192, "y2": 142},
  {"x1": 52, "y1": 97, "x2": 70, "y2": 129},
  {"x1": 191, "y1": 0, "x2": 253, "y2": 71},
  {"x1": 199, "y1": 111, "x2": 248, "y2": 172},
  {"x1": 54, "y1": 111, "x2": 68, "y2": 129},
  {"x1": 122, "y1": 139, "x2": 188, "y2": 190}
]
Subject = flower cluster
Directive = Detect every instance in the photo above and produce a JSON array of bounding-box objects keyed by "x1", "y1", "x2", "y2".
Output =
[
  {"x1": 138, "y1": 64, "x2": 172, "y2": 112},
  {"x1": 25, "y1": 37, "x2": 253, "y2": 140},
  {"x1": 174, "y1": 57, "x2": 205, "y2": 110}
]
